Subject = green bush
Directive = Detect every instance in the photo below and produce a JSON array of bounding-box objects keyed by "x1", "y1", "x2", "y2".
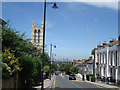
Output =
[
  {"x1": 86, "y1": 74, "x2": 94, "y2": 81},
  {"x1": 58, "y1": 62, "x2": 79, "y2": 75},
  {"x1": 2, "y1": 22, "x2": 51, "y2": 87},
  {"x1": 2, "y1": 48, "x2": 21, "y2": 79},
  {"x1": 19, "y1": 55, "x2": 42, "y2": 85}
]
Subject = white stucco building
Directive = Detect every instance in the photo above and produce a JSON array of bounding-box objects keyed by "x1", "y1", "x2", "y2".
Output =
[{"x1": 94, "y1": 39, "x2": 120, "y2": 83}]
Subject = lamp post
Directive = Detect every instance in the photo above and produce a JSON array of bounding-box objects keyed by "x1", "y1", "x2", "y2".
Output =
[
  {"x1": 41, "y1": 1, "x2": 58, "y2": 89},
  {"x1": 118, "y1": 35, "x2": 120, "y2": 46},
  {"x1": 50, "y1": 44, "x2": 56, "y2": 80}
]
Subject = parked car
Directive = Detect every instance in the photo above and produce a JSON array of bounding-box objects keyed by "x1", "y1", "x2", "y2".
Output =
[
  {"x1": 69, "y1": 74, "x2": 76, "y2": 80},
  {"x1": 60, "y1": 72, "x2": 64, "y2": 76},
  {"x1": 55, "y1": 72, "x2": 59, "y2": 75}
]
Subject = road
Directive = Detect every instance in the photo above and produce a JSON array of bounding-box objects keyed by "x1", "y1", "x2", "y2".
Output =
[{"x1": 53, "y1": 75, "x2": 107, "y2": 90}]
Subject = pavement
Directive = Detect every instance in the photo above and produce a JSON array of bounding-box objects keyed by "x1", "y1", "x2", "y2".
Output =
[
  {"x1": 84, "y1": 80, "x2": 119, "y2": 89},
  {"x1": 32, "y1": 74, "x2": 56, "y2": 89},
  {"x1": 65, "y1": 74, "x2": 119, "y2": 89}
]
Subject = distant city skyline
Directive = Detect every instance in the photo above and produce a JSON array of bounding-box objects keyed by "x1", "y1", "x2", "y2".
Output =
[{"x1": 2, "y1": 1, "x2": 118, "y2": 60}]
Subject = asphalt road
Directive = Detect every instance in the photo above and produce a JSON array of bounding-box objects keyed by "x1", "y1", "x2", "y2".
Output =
[{"x1": 54, "y1": 75, "x2": 108, "y2": 90}]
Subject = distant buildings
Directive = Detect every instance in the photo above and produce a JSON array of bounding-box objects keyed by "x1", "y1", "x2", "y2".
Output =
[
  {"x1": 73, "y1": 58, "x2": 93, "y2": 75},
  {"x1": 82, "y1": 58, "x2": 93, "y2": 74},
  {"x1": 94, "y1": 38, "x2": 120, "y2": 84}
]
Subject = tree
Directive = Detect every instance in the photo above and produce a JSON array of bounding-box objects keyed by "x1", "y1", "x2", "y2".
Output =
[
  {"x1": 51, "y1": 63, "x2": 58, "y2": 73},
  {"x1": 44, "y1": 66, "x2": 50, "y2": 78},
  {"x1": 58, "y1": 62, "x2": 79, "y2": 75},
  {"x1": 2, "y1": 22, "x2": 51, "y2": 87},
  {"x1": 91, "y1": 48, "x2": 97, "y2": 55},
  {"x1": 2, "y1": 48, "x2": 21, "y2": 79}
]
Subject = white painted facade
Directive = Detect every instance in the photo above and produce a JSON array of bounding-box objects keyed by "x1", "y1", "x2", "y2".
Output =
[{"x1": 94, "y1": 42, "x2": 120, "y2": 83}]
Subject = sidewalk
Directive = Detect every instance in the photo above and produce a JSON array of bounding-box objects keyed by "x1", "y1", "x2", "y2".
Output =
[
  {"x1": 32, "y1": 74, "x2": 56, "y2": 89},
  {"x1": 85, "y1": 80, "x2": 119, "y2": 89}
]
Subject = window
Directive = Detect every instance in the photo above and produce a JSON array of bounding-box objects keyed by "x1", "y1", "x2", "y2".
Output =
[
  {"x1": 38, "y1": 30, "x2": 40, "y2": 43},
  {"x1": 103, "y1": 53, "x2": 104, "y2": 64},
  {"x1": 114, "y1": 53, "x2": 116, "y2": 66},
  {"x1": 108, "y1": 52, "x2": 110, "y2": 65},
  {"x1": 111, "y1": 52, "x2": 112, "y2": 66},
  {"x1": 100, "y1": 53, "x2": 101, "y2": 64},
  {"x1": 105, "y1": 54, "x2": 107, "y2": 64},
  {"x1": 97, "y1": 54, "x2": 99, "y2": 63},
  {"x1": 34, "y1": 30, "x2": 37, "y2": 43},
  {"x1": 115, "y1": 51, "x2": 117, "y2": 66}
]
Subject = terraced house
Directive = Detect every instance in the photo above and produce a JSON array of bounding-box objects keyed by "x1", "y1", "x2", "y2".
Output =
[{"x1": 94, "y1": 38, "x2": 120, "y2": 84}]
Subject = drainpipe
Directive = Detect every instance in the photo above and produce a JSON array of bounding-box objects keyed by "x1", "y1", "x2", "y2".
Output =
[{"x1": 106, "y1": 47, "x2": 109, "y2": 83}]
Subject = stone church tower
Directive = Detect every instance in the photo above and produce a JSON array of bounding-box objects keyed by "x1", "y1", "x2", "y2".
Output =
[{"x1": 31, "y1": 20, "x2": 43, "y2": 52}]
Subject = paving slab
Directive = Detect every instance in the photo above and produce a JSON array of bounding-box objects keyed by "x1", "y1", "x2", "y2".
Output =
[{"x1": 32, "y1": 74, "x2": 55, "y2": 89}]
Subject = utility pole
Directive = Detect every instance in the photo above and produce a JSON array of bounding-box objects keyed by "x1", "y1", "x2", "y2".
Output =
[
  {"x1": 50, "y1": 44, "x2": 52, "y2": 80},
  {"x1": 50, "y1": 44, "x2": 56, "y2": 80}
]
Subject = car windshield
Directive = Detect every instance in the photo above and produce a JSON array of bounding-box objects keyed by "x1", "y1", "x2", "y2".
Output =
[{"x1": 70, "y1": 74, "x2": 75, "y2": 76}]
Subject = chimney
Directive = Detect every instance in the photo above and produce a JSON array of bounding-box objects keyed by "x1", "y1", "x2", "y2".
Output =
[
  {"x1": 97, "y1": 42, "x2": 103, "y2": 48},
  {"x1": 103, "y1": 41, "x2": 107, "y2": 45},
  {"x1": 109, "y1": 38, "x2": 115, "y2": 43}
]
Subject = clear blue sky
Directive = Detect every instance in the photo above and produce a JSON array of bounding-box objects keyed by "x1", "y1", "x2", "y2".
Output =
[{"x1": 2, "y1": 2, "x2": 118, "y2": 61}]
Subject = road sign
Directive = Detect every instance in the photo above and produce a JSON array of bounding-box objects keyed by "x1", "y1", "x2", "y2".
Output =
[{"x1": 84, "y1": 67, "x2": 87, "y2": 71}]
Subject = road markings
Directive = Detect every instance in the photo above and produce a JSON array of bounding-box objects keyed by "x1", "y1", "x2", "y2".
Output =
[{"x1": 53, "y1": 75, "x2": 56, "y2": 90}]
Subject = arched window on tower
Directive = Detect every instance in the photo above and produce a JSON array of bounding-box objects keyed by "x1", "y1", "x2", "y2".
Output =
[
  {"x1": 34, "y1": 30, "x2": 37, "y2": 43},
  {"x1": 38, "y1": 30, "x2": 40, "y2": 43}
]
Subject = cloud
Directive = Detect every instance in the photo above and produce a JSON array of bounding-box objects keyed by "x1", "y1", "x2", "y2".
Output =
[
  {"x1": 67, "y1": 0, "x2": 118, "y2": 10},
  {"x1": 94, "y1": 18, "x2": 98, "y2": 22},
  {"x1": 2, "y1": 0, "x2": 119, "y2": 10},
  {"x1": 66, "y1": 0, "x2": 118, "y2": 10},
  {"x1": 46, "y1": 20, "x2": 54, "y2": 29},
  {"x1": 84, "y1": 2, "x2": 118, "y2": 10},
  {"x1": 60, "y1": 0, "x2": 118, "y2": 2}
]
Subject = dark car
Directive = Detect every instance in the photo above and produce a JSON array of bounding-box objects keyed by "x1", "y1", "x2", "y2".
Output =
[
  {"x1": 55, "y1": 72, "x2": 59, "y2": 75},
  {"x1": 69, "y1": 74, "x2": 76, "y2": 80}
]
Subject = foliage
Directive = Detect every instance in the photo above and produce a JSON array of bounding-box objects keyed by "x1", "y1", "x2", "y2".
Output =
[
  {"x1": 58, "y1": 62, "x2": 79, "y2": 75},
  {"x1": 70, "y1": 66, "x2": 79, "y2": 74},
  {"x1": 19, "y1": 55, "x2": 42, "y2": 85},
  {"x1": 44, "y1": 65, "x2": 50, "y2": 78},
  {"x1": 86, "y1": 74, "x2": 94, "y2": 77},
  {"x1": 2, "y1": 48, "x2": 21, "y2": 79},
  {"x1": 86, "y1": 74, "x2": 94, "y2": 81},
  {"x1": 2, "y1": 22, "x2": 37, "y2": 57},
  {"x1": 2, "y1": 22, "x2": 51, "y2": 86},
  {"x1": 91, "y1": 48, "x2": 97, "y2": 55},
  {"x1": 44, "y1": 66, "x2": 50, "y2": 73},
  {"x1": 51, "y1": 63, "x2": 58, "y2": 73}
]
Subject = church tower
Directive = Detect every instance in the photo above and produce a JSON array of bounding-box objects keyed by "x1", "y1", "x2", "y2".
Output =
[{"x1": 31, "y1": 20, "x2": 43, "y2": 52}]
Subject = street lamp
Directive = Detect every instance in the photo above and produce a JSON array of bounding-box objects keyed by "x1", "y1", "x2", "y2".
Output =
[
  {"x1": 41, "y1": 1, "x2": 58, "y2": 89},
  {"x1": 50, "y1": 44, "x2": 56, "y2": 80},
  {"x1": 118, "y1": 35, "x2": 120, "y2": 46},
  {"x1": 52, "y1": 3, "x2": 58, "y2": 9}
]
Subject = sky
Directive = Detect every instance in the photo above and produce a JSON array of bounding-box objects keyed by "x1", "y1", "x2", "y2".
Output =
[{"x1": 2, "y1": 1, "x2": 118, "y2": 61}]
